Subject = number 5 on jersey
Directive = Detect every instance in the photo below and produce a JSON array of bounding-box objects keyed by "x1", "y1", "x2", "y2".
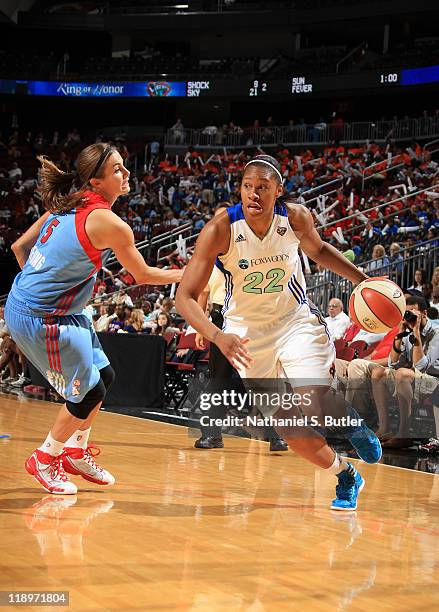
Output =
[{"x1": 41, "y1": 219, "x2": 60, "y2": 244}]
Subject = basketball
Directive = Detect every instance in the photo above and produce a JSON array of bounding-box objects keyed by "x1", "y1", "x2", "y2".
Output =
[{"x1": 349, "y1": 277, "x2": 406, "y2": 333}]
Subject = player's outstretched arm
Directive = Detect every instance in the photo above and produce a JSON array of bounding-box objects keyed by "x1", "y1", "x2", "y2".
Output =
[
  {"x1": 86, "y1": 209, "x2": 184, "y2": 285},
  {"x1": 11, "y1": 211, "x2": 51, "y2": 269},
  {"x1": 288, "y1": 204, "x2": 367, "y2": 285}
]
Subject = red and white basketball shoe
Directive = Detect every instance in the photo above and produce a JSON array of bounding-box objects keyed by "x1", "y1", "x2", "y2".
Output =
[
  {"x1": 62, "y1": 445, "x2": 115, "y2": 486},
  {"x1": 25, "y1": 449, "x2": 78, "y2": 495}
]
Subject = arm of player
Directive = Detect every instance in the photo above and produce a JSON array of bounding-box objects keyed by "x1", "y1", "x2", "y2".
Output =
[
  {"x1": 289, "y1": 204, "x2": 367, "y2": 285},
  {"x1": 175, "y1": 218, "x2": 252, "y2": 368},
  {"x1": 11, "y1": 211, "x2": 51, "y2": 269},
  {"x1": 86, "y1": 209, "x2": 184, "y2": 285}
]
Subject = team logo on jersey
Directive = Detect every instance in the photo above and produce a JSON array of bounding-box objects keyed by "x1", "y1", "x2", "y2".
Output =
[
  {"x1": 277, "y1": 227, "x2": 287, "y2": 236},
  {"x1": 235, "y1": 234, "x2": 246, "y2": 243},
  {"x1": 393, "y1": 289, "x2": 402, "y2": 298},
  {"x1": 238, "y1": 259, "x2": 249, "y2": 269}
]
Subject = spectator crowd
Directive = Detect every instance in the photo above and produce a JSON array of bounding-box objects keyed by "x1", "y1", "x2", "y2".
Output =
[{"x1": 0, "y1": 115, "x2": 438, "y2": 455}]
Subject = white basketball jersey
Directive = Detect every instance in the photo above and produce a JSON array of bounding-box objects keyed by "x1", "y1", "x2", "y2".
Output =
[
  {"x1": 207, "y1": 265, "x2": 226, "y2": 306},
  {"x1": 217, "y1": 202, "x2": 307, "y2": 328}
]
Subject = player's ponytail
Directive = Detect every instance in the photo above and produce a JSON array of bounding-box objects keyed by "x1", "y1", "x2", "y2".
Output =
[
  {"x1": 37, "y1": 156, "x2": 79, "y2": 213},
  {"x1": 37, "y1": 143, "x2": 115, "y2": 213}
]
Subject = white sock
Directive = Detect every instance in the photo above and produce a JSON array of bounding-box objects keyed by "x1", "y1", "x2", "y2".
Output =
[
  {"x1": 64, "y1": 427, "x2": 91, "y2": 450},
  {"x1": 38, "y1": 432, "x2": 65, "y2": 457},
  {"x1": 326, "y1": 452, "x2": 351, "y2": 475}
]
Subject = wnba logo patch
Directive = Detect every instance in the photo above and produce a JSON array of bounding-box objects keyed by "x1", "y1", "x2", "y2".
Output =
[
  {"x1": 277, "y1": 227, "x2": 287, "y2": 236},
  {"x1": 238, "y1": 259, "x2": 249, "y2": 269},
  {"x1": 72, "y1": 379, "x2": 81, "y2": 396}
]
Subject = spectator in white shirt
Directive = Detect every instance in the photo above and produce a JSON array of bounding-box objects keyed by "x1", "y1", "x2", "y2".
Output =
[
  {"x1": 324, "y1": 298, "x2": 351, "y2": 340},
  {"x1": 95, "y1": 304, "x2": 117, "y2": 333},
  {"x1": 8, "y1": 162, "x2": 22, "y2": 183},
  {"x1": 113, "y1": 289, "x2": 134, "y2": 307}
]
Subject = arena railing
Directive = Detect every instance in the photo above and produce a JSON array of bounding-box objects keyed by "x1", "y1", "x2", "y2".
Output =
[
  {"x1": 316, "y1": 183, "x2": 439, "y2": 233},
  {"x1": 306, "y1": 240, "x2": 439, "y2": 312},
  {"x1": 104, "y1": 221, "x2": 193, "y2": 269},
  {"x1": 424, "y1": 138, "x2": 439, "y2": 158},
  {"x1": 165, "y1": 116, "x2": 439, "y2": 148}
]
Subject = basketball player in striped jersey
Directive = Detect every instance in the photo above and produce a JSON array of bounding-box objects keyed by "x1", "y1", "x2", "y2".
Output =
[
  {"x1": 5, "y1": 143, "x2": 183, "y2": 495},
  {"x1": 176, "y1": 154, "x2": 382, "y2": 511},
  {"x1": 194, "y1": 204, "x2": 288, "y2": 451}
]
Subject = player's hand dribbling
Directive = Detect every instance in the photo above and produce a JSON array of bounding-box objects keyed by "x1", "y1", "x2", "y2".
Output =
[{"x1": 214, "y1": 332, "x2": 253, "y2": 369}]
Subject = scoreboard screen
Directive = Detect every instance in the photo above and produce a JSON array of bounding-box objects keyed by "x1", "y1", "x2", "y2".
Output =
[{"x1": 1, "y1": 64, "x2": 438, "y2": 99}]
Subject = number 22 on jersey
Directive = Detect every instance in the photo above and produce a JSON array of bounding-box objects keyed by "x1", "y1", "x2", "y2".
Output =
[{"x1": 242, "y1": 268, "x2": 285, "y2": 294}]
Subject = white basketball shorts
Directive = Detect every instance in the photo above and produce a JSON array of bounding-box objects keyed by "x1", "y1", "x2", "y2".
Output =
[{"x1": 224, "y1": 301, "x2": 335, "y2": 387}]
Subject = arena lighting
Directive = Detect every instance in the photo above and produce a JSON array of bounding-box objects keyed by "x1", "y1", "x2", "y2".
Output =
[{"x1": 174, "y1": 4, "x2": 189, "y2": 7}]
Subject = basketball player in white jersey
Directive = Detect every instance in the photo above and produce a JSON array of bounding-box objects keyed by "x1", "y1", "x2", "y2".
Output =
[
  {"x1": 194, "y1": 204, "x2": 288, "y2": 451},
  {"x1": 176, "y1": 154, "x2": 382, "y2": 511}
]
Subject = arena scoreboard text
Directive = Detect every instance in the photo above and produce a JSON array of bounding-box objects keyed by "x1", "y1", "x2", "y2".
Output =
[{"x1": 0, "y1": 64, "x2": 438, "y2": 99}]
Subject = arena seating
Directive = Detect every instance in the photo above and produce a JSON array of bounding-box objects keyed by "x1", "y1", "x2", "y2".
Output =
[{"x1": 0, "y1": 117, "x2": 438, "y2": 295}]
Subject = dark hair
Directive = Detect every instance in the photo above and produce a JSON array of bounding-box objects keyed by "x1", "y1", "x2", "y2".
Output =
[
  {"x1": 414, "y1": 268, "x2": 427, "y2": 283},
  {"x1": 427, "y1": 306, "x2": 438, "y2": 320},
  {"x1": 422, "y1": 283, "x2": 433, "y2": 300},
  {"x1": 406, "y1": 295, "x2": 429, "y2": 312},
  {"x1": 242, "y1": 154, "x2": 283, "y2": 185},
  {"x1": 155, "y1": 312, "x2": 171, "y2": 335},
  {"x1": 37, "y1": 142, "x2": 116, "y2": 213},
  {"x1": 141, "y1": 300, "x2": 152, "y2": 313},
  {"x1": 115, "y1": 306, "x2": 126, "y2": 319}
]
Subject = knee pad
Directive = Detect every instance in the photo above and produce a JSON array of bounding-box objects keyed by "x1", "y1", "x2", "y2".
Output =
[
  {"x1": 66, "y1": 379, "x2": 106, "y2": 419},
  {"x1": 100, "y1": 364, "x2": 115, "y2": 391}
]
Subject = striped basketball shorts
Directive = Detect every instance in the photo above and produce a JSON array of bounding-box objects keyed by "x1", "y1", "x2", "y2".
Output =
[{"x1": 5, "y1": 294, "x2": 109, "y2": 403}]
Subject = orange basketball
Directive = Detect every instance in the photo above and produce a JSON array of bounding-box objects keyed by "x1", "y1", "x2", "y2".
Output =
[{"x1": 348, "y1": 277, "x2": 406, "y2": 333}]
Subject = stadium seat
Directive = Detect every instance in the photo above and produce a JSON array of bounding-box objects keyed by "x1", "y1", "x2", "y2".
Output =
[
  {"x1": 164, "y1": 334, "x2": 210, "y2": 411},
  {"x1": 336, "y1": 347, "x2": 355, "y2": 361}
]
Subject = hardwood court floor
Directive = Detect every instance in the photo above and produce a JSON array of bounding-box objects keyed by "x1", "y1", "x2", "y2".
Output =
[{"x1": 1, "y1": 394, "x2": 439, "y2": 611}]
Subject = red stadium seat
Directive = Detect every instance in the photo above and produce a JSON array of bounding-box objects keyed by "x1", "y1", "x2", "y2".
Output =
[
  {"x1": 336, "y1": 347, "x2": 355, "y2": 361},
  {"x1": 164, "y1": 333, "x2": 210, "y2": 411},
  {"x1": 334, "y1": 338, "x2": 348, "y2": 353},
  {"x1": 357, "y1": 341, "x2": 380, "y2": 358},
  {"x1": 348, "y1": 340, "x2": 368, "y2": 356}
]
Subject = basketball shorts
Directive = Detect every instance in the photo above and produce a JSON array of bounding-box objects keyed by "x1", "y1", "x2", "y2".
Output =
[
  {"x1": 224, "y1": 301, "x2": 335, "y2": 386},
  {"x1": 5, "y1": 294, "x2": 109, "y2": 403}
]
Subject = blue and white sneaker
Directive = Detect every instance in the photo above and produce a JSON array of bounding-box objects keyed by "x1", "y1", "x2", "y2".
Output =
[
  {"x1": 331, "y1": 463, "x2": 365, "y2": 511},
  {"x1": 345, "y1": 407, "x2": 382, "y2": 464}
]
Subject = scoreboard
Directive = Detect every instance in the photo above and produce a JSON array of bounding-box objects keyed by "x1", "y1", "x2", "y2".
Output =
[{"x1": 1, "y1": 64, "x2": 438, "y2": 99}]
